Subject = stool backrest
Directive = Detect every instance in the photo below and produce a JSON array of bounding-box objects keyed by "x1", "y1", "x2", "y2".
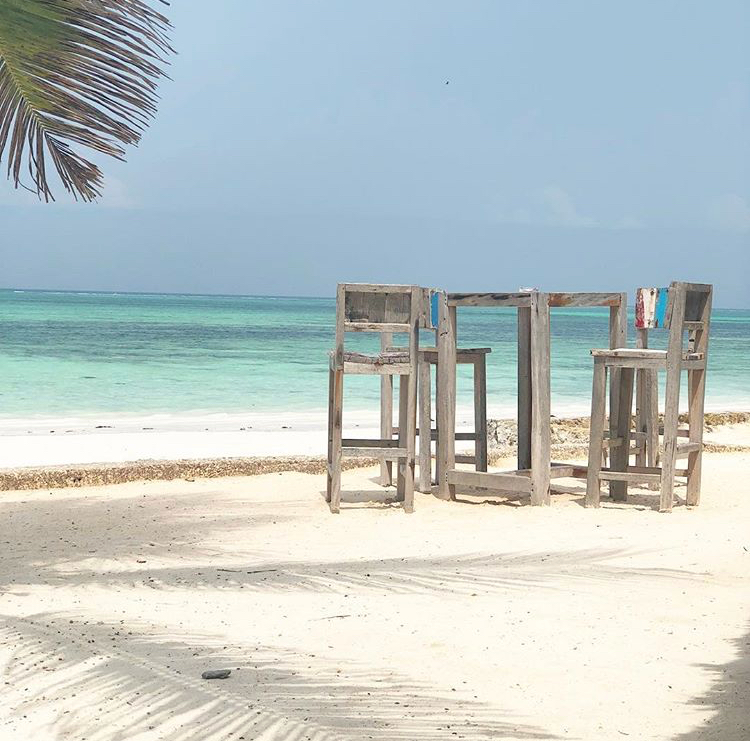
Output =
[
  {"x1": 334, "y1": 283, "x2": 431, "y2": 367},
  {"x1": 635, "y1": 282, "x2": 713, "y2": 358}
]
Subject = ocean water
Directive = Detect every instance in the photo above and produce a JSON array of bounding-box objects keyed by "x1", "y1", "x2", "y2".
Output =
[{"x1": 1, "y1": 289, "x2": 748, "y2": 423}]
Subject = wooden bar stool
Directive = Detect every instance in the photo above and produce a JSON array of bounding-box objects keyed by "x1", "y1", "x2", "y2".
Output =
[
  {"x1": 416, "y1": 347, "x2": 491, "y2": 492},
  {"x1": 586, "y1": 282, "x2": 712, "y2": 512},
  {"x1": 327, "y1": 284, "x2": 428, "y2": 513}
]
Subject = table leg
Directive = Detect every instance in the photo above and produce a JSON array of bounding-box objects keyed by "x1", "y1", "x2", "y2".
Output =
[
  {"x1": 608, "y1": 296, "x2": 628, "y2": 497},
  {"x1": 517, "y1": 306, "x2": 532, "y2": 470},
  {"x1": 530, "y1": 292, "x2": 551, "y2": 506},
  {"x1": 436, "y1": 294, "x2": 456, "y2": 500}
]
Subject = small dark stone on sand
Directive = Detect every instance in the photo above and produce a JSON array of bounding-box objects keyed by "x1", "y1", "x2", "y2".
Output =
[{"x1": 202, "y1": 669, "x2": 231, "y2": 680}]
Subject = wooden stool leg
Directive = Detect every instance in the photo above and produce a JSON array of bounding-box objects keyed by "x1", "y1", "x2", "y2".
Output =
[
  {"x1": 660, "y1": 366, "x2": 681, "y2": 513},
  {"x1": 473, "y1": 356, "x2": 488, "y2": 472},
  {"x1": 396, "y1": 374, "x2": 408, "y2": 502},
  {"x1": 379, "y1": 375, "x2": 393, "y2": 486},
  {"x1": 326, "y1": 367, "x2": 334, "y2": 502},
  {"x1": 686, "y1": 367, "x2": 706, "y2": 506},
  {"x1": 379, "y1": 333, "x2": 394, "y2": 487},
  {"x1": 586, "y1": 360, "x2": 607, "y2": 507},
  {"x1": 404, "y1": 368, "x2": 417, "y2": 513},
  {"x1": 329, "y1": 368, "x2": 343, "y2": 513},
  {"x1": 418, "y1": 359, "x2": 432, "y2": 492},
  {"x1": 610, "y1": 367, "x2": 635, "y2": 502}
]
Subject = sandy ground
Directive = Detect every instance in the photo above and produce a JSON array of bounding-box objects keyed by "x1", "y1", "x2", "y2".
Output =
[{"x1": 0, "y1": 452, "x2": 748, "y2": 740}]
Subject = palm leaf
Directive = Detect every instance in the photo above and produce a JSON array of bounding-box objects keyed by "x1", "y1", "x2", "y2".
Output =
[{"x1": 0, "y1": 0, "x2": 173, "y2": 201}]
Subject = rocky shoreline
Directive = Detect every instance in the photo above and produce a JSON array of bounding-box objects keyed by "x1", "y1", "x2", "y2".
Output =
[
  {"x1": 487, "y1": 411, "x2": 750, "y2": 461},
  {"x1": 2, "y1": 411, "x2": 748, "y2": 491}
]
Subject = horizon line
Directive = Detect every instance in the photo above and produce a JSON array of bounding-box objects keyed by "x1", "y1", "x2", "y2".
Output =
[{"x1": 0, "y1": 285, "x2": 746, "y2": 312}]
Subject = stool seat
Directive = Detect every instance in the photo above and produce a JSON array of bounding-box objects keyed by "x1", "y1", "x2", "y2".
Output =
[
  {"x1": 590, "y1": 348, "x2": 703, "y2": 361},
  {"x1": 419, "y1": 346, "x2": 492, "y2": 359}
]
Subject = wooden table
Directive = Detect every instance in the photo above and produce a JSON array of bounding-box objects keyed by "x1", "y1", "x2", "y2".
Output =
[{"x1": 435, "y1": 291, "x2": 628, "y2": 505}]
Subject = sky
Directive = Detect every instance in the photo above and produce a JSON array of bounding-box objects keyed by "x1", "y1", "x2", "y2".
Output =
[{"x1": 1, "y1": 1, "x2": 748, "y2": 306}]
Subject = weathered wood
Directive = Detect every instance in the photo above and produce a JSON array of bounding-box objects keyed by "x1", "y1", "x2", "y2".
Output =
[
  {"x1": 517, "y1": 305, "x2": 532, "y2": 471},
  {"x1": 326, "y1": 367, "x2": 335, "y2": 503},
  {"x1": 678, "y1": 282, "x2": 713, "y2": 293},
  {"x1": 343, "y1": 350, "x2": 409, "y2": 364},
  {"x1": 343, "y1": 362, "x2": 411, "y2": 376},
  {"x1": 599, "y1": 470, "x2": 661, "y2": 484},
  {"x1": 329, "y1": 283, "x2": 422, "y2": 513},
  {"x1": 329, "y1": 368, "x2": 343, "y2": 513},
  {"x1": 401, "y1": 286, "x2": 421, "y2": 513},
  {"x1": 586, "y1": 360, "x2": 607, "y2": 507},
  {"x1": 675, "y1": 442, "x2": 702, "y2": 456},
  {"x1": 634, "y1": 328, "x2": 649, "y2": 468},
  {"x1": 530, "y1": 292, "x2": 551, "y2": 506},
  {"x1": 637, "y1": 313, "x2": 659, "y2": 474},
  {"x1": 344, "y1": 321, "x2": 411, "y2": 333},
  {"x1": 419, "y1": 347, "x2": 492, "y2": 363},
  {"x1": 436, "y1": 293, "x2": 456, "y2": 500},
  {"x1": 342, "y1": 446, "x2": 408, "y2": 459},
  {"x1": 609, "y1": 367, "x2": 634, "y2": 501},
  {"x1": 342, "y1": 438, "x2": 401, "y2": 448},
  {"x1": 340, "y1": 283, "x2": 415, "y2": 293},
  {"x1": 547, "y1": 292, "x2": 624, "y2": 307},
  {"x1": 418, "y1": 356, "x2": 432, "y2": 492},
  {"x1": 448, "y1": 292, "x2": 531, "y2": 307},
  {"x1": 474, "y1": 355, "x2": 488, "y2": 471},
  {"x1": 660, "y1": 285, "x2": 687, "y2": 512},
  {"x1": 446, "y1": 469, "x2": 532, "y2": 494},
  {"x1": 379, "y1": 333, "x2": 394, "y2": 486},
  {"x1": 607, "y1": 295, "x2": 627, "y2": 471},
  {"x1": 686, "y1": 288, "x2": 711, "y2": 505},
  {"x1": 502, "y1": 463, "x2": 579, "y2": 479},
  {"x1": 455, "y1": 454, "x2": 478, "y2": 464}
]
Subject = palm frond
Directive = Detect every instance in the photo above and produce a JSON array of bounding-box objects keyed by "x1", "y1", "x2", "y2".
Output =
[{"x1": 0, "y1": 0, "x2": 173, "y2": 201}]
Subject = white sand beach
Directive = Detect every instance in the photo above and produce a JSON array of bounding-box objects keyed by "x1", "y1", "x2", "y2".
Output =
[
  {"x1": 1, "y1": 450, "x2": 748, "y2": 740},
  {"x1": 0, "y1": 408, "x2": 485, "y2": 469},
  {"x1": 2, "y1": 408, "x2": 749, "y2": 470}
]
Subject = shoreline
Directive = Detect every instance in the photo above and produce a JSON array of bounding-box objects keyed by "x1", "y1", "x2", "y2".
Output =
[{"x1": 1, "y1": 411, "x2": 748, "y2": 491}]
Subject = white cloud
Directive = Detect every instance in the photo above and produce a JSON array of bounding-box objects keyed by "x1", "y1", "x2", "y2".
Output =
[
  {"x1": 539, "y1": 185, "x2": 596, "y2": 227},
  {"x1": 707, "y1": 194, "x2": 750, "y2": 232},
  {"x1": 492, "y1": 186, "x2": 644, "y2": 230},
  {"x1": 614, "y1": 216, "x2": 645, "y2": 230}
]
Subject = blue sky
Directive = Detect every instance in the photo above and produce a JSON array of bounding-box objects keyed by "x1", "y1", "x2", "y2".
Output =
[{"x1": 1, "y1": 1, "x2": 748, "y2": 305}]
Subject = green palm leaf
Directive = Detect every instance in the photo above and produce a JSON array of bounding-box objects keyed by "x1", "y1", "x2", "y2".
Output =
[{"x1": 0, "y1": 0, "x2": 173, "y2": 202}]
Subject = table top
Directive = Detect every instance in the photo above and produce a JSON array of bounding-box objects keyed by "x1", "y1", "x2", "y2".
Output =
[{"x1": 447, "y1": 291, "x2": 625, "y2": 308}]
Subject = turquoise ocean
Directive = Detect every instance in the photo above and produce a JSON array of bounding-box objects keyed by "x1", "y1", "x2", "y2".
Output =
[{"x1": 1, "y1": 289, "x2": 748, "y2": 423}]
